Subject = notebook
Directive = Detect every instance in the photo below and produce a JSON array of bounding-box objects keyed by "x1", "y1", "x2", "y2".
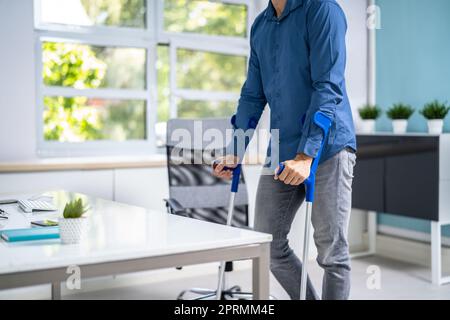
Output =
[{"x1": 0, "y1": 226, "x2": 60, "y2": 242}]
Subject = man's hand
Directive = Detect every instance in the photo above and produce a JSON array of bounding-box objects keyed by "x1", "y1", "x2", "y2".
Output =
[
  {"x1": 274, "y1": 154, "x2": 313, "y2": 186},
  {"x1": 212, "y1": 155, "x2": 240, "y2": 180}
]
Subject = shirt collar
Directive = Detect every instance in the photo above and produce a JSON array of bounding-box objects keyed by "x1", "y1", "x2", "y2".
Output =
[{"x1": 265, "y1": 0, "x2": 304, "y2": 21}]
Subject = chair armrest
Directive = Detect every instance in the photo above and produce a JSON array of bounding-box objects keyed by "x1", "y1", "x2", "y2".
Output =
[{"x1": 163, "y1": 198, "x2": 186, "y2": 215}]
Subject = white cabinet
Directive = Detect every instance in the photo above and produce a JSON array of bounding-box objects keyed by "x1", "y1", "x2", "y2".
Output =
[{"x1": 0, "y1": 170, "x2": 114, "y2": 200}]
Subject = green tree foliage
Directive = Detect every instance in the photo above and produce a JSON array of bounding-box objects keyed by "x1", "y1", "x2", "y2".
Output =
[
  {"x1": 156, "y1": 47, "x2": 246, "y2": 122},
  {"x1": 44, "y1": 0, "x2": 247, "y2": 141},
  {"x1": 178, "y1": 100, "x2": 235, "y2": 118},
  {"x1": 43, "y1": 42, "x2": 106, "y2": 141},
  {"x1": 158, "y1": 0, "x2": 247, "y2": 122},
  {"x1": 164, "y1": 0, "x2": 247, "y2": 37},
  {"x1": 80, "y1": 0, "x2": 146, "y2": 28},
  {"x1": 177, "y1": 49, "x2": 246, "y2": 92},
  {"x1": 43, "y1": 42, "x2": 146, "y2": 142}
]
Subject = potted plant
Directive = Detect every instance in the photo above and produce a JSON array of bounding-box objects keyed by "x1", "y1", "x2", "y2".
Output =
[
  {"x1": 358, "y1": 104, "x2": 382, "y2": 133},
  {"x1": 387, "y1": 103, "x2": 415, "y2": 134},
  {"x1": 420, "y1": 100, "x2": 450, "y2": 134},
  {"x1": 59, "y1": 198, "x2": 88, "y2": 244}
]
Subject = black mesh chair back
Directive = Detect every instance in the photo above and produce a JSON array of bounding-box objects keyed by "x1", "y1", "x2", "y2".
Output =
[{"x1": 166, "y1": 118, "x2": 249, "y2": 228}]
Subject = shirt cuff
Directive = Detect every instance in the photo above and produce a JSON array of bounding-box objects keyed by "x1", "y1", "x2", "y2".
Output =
[
  {"x1": 296, "y1": 136, "x2": 321, "y2": 158},
  {"x1": 296, "y1": 120, "x2": 323, "y2": 158}
]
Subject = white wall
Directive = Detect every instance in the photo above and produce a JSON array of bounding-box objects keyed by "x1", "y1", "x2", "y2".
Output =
[
  {"x1": 337, "y1": 0, "x2": 370, "y2": 248},
  {"x1": 338, "y1": 0, "x2": 369, "y2": 127},
  {"x1": 0, "y1": 0, "x2": 36, "y2": 161}
]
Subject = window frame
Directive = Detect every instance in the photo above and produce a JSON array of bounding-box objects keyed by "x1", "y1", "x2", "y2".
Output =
[{"x1": 34, "y1": 0, "x2": 253, "y2": 157}]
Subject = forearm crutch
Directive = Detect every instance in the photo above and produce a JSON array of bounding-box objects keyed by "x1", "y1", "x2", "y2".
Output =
[
  {"x1": 212, "y1": 162, "x2": 243, "y2": 300},
  {"x1": 277, "y1": 112, "x2": 332, "y2": 300}
]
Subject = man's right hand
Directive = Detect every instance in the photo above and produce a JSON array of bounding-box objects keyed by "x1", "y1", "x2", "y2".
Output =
[{"x1": 212, "y1": 155, "x2": 240, "y2": 180}]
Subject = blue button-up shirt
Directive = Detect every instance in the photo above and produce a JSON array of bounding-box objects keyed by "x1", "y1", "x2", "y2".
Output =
[{"x1": 229, "y1": 0, "x2": 356, "y2": 167}]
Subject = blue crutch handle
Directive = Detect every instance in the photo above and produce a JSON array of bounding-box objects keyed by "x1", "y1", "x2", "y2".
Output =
[
  {"x1": 213, "y1": 161, "x2": 242, "y2": 193},
  {"x1": 276, "y1": 112, "x2": 332, "y2": 202},
  {"x1": 230, "y1": 164, "x2": 242, "y2": 193},
  {"x1": 212, "y1": 115, "x2": 257, "y2": 194}
]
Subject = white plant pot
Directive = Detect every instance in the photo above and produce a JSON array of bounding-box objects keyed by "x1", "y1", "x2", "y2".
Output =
[
  {"x1": 360, "y1": 120, "x2": 376, "y2": 134},
  {"x1": 392, "y1": 120, "x2": 408, "y2": 134},
  {"x1": 59, "y1": 217, "x2": 87, "y2": 244},
  {"x1": 427, "y1": 119, "x2": 444, "y2": 135}
]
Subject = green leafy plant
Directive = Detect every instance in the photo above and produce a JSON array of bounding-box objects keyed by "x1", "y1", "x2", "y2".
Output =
[
  {"x1": 358, "y1": 104, "x2": 382, "y2": 120},
  {"x1": 387, "y1": 103, "x2": 415, "y2": 120},
  {"x1": 63, "y1": 198, "x2": 88, "y2": 219},
  {"x1": 420, "y1": 100, "x2": 450, "y2": 120}
]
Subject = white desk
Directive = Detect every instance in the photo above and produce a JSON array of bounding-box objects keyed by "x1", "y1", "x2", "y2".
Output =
[{"x1": 0, "y1": 191, "x2": 272, "y2": 299}]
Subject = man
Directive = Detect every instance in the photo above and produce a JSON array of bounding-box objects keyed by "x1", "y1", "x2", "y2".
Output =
[{"x1": 213, "y1": 0, "x2": 356, "y2": 300}]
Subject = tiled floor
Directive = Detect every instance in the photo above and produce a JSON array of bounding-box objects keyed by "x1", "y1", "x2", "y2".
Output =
[{"x1": 66, "y1": 256, "x2": 450, "y2": 300}]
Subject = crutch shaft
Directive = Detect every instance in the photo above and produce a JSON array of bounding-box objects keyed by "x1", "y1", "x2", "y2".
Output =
[
  {"x1": 216, "y1": 191, "x2": 237, "y2": 299},
  {"x1": 276, "y1": 112, "x2": 332, "y2": 301},
  {"x1": 300, "y1": 201, "x2": 312, "y2": 300}
]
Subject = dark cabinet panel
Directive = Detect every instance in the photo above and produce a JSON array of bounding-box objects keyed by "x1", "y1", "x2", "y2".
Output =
[
  {"x1": 385, "y1": 152, "x2": 439, "y2": 221},
  {"x1": 352, "y1": 158, "x2": 384, "y2": 212},
  {"x1": 353, "y1": 135, "x2": 440, "y2": 221}
]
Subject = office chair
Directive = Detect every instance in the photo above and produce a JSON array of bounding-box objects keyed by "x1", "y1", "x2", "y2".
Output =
[{"x1": 164, "y1": 118, "x2": 253, "y2": 300}]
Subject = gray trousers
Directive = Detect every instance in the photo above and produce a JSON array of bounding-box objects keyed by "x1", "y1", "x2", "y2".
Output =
[{"x1": 254, "y1": 149, "x2": 356, "y2": 300}]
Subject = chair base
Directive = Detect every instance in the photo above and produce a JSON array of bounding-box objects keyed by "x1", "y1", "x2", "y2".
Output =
[
  {"x1": 178, "y1": 285, "x2": 254, "y2": 300},
  {"x1": 178, "y1": 286, "x2": 276, "y2": 300}
]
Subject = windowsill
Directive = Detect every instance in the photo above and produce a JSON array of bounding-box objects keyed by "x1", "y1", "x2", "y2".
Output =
[
  {"x1": 0, "y1": 154, "x2": 266, "y2": 173},
  {"x1": 0, "y1": 155, "x2": 167, "y2": 173}
]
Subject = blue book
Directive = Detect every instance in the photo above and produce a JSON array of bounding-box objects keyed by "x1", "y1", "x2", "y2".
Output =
[{"x1": 0, "y1": 227, "x2": 60, "y2": 242}]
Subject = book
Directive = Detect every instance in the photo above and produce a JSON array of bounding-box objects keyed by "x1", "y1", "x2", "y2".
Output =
[{"x1": 0, "y1": 226, "x2": 60, "y2": 242}]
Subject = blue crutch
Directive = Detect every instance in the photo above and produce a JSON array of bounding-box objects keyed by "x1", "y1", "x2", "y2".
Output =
[
  {"x1": 277, "y1": 111, "x2": 332, "y2": 300},
  {"x1": 212, "y1": 162, "x2": 243, "y2": 300},
  {"x1": 213, "y1": 117, "x2": 258, "y2": 300}
]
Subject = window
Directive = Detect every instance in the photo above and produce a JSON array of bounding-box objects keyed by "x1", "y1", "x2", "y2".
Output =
[
  {"x1": 176, "y1": 49, "x2": 246, "y2": 92},
  {"x1": 35, "y1": 0, "x2": 253, "y2": 155},
  {"x1": 42, "y1": 42, "x2": 147, "y2": 90},
  {"x1": 43, "y1": 97, "x2": 146, "y2": 142},
  {"x1": 163, "y1": 0, "x2": 248, "y2": 37},
  {"x1": 39, "y1": 0, "x2": 147, "y2": 28}
]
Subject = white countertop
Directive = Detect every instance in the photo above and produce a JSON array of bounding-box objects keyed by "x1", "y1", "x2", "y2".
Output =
[
  {"x1": 356, "y1": 132, "x2": 448, "y2": 137},
  {"x1": 0, "y1": 154, "x2": 266, "y2": 173},
  {"x1": 0, "y1": 155, "x2": 168, "y2": 173},
  {"x1": 0, "y1": 191, "x2": 271, "y2": 275}
]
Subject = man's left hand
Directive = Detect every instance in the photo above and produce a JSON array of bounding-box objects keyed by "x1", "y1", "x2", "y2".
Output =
[{"x1": 274, "y1": 154, "x2": 313, "y2": 186}]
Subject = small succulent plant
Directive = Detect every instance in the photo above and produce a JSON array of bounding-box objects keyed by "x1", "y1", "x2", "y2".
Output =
[
  {"x1": 63, "y1": 198, "x2": 88, "y2": 219},
  {"x1": 387, "y1": 103, "x2": 415, "y2": 120},
  {"x1": 420, "y1": 100, "x2": 450, "y2": 120},
  {"x1": 359, "y1": 104, "x2": 382, "y2": 120}
]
